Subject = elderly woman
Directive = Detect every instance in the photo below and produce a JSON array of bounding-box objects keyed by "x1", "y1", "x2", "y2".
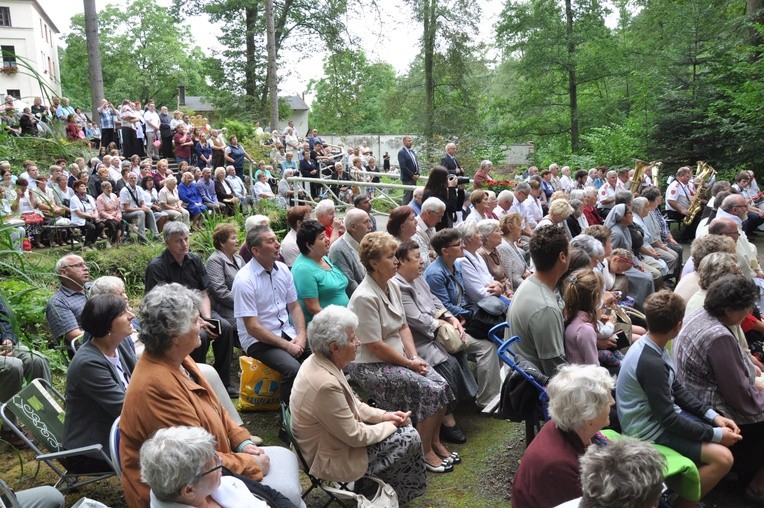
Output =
[
  {"x1": 141, "y1": 426, "x2": 268, "y2": 508},
  {"x1": 566, "y1": 198, "x2": 587, "y2": 238},
  {"x1": 214, "y1": 167, "x2": 239, "y2": 216},
  {"x1": 178, "y1": 171, "x2": 207, "y2": 229},
  {"x1": 425, "y1": 228, "x2": 502, "y2": 411},
  {"x1": 684, "y1": 252, "x2": 739, "y2": 316},
  {"x1": 512, "y1": 364, "x2": 615, "y2": 508},
  {"x1": 291, "y1": 305, "x2": 426, "y2": 502},
  {"x1": 70, "y1": 179, "x2": 105, "y2": 248},
  {"x1": 674, "y1": 275, "x2": 764, "y2": 503},
  {"x1": 347, "y1": 232, "x2": 456, "y2": 473},
  {"x1": 395, "y1": 240, "x2": 477, "y2": 445},
  {"x1": 158, "y1": 176, "x2": 191, "y2": 226},
  {"x1": 140, "y1": 176, "x2": 169, "y2": 233},
  {"x1": 278, "y1": 169, "x2": 305, "y2": 207},
  {"x1": 119, "y1": 284, "x2": 303, "y2": 508},
  {"x1": 457, "y1": 221, "x2": 508, "y2": 306},
  {"x1": 387, "y1": 205, "x2": 429, "y2": 266},
  {"x1": 632, "y1": 196, "x2": 670, "y2": 277},
  {"x1": 537, "y1": 198, "x2": 574, "y2": 240},
  {"x1": 205, "y1": 223, "x2": 245, "y2": 328},
  {"x1": 475, "y1": 219, "x2": 514, "y2": 297},
  {"x1": 292, "y1": 220, "x2": 349, "y2": 323},
  {"x1": 497, "y1": 212, "x2": 531, "y2": 291},
  {"x1": 635, "y1": 194, "x2": 679, "y2": 277},
  {"x1": 602, "y1": 206, "x2": 658, "y2": 304},
  {"x1": 62, "y1": 294, "x2": 136, "y2": 474},
  {"x1": 95, "y1": 180, "x2": 123, "y2": 246}
]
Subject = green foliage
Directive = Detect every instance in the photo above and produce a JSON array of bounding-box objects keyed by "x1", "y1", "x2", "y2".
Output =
[
  {"x1": 220, "y1": 120, "x2": 254, "y2": 141},
  {"x1": 0, "y1": 131, "x2": 92, "y2": 170},
  {"x1": 0, "y1": 279, "x2": 53, "y2": 342},
  {"x1": 59, "y1": 0, "x2": 214, "y2": 108},
  {"x1": 81, "y1": 243, "x2": 164, "y2": 299}
]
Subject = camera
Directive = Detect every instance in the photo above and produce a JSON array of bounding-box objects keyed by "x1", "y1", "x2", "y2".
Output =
[{"x1": 449, "y1": 175, "x2": 470, "y2": 185}]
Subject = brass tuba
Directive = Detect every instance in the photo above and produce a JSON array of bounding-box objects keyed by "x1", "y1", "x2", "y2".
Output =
[
  {"x1": 631, "y1": 159, "x2": 662, "y2": 194},
  {"x1": 682, "y1": 161, "x2": 716, "y2": 225}
]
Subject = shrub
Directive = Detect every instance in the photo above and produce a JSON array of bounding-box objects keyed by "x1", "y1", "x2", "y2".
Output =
[{"x1": 82, "y1": 242, "x2": 164, "y2": 299}]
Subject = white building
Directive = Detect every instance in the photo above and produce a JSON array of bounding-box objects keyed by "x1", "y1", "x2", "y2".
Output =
[{"x1": 0, "y1": 0, "x2": 60, "y2": 106}]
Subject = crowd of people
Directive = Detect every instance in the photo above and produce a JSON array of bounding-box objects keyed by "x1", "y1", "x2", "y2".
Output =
[{"x1": 4, "y1": 118, "x2": 764, "y2": 508}]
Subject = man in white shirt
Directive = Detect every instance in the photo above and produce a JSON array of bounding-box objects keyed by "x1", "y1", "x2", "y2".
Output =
[
  {"x1": 143, "y1": 101, "x2": 160, "y2": 159},
  {"x1": 232, "y1": 225, "x2": 309, "y2": 404},
  {"x1": 494, "y1": 190, "x2": 514, "y2": 218},
  {"x1": 225, "y1": 165, "x2": 253, "y2": 214},
  {"x1": 120, "y1": 172, "x2": 158, "y2": 243},
  {"x1": 597, "y1": 170, "x2": 618, "y2": 216},
  {"x1": 559, "y1": 166, "x2": 573, "y2": 192}
]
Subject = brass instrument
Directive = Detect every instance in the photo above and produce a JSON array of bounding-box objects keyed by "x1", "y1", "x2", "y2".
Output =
[
  {"x1": 630, "y1": 159, "x2": 662, "y2": 194},
  {"x1": 683, "y1": 161, "x2": 716, "y2": 225}
]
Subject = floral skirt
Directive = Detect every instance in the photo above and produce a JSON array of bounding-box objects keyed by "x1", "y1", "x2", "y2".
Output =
[
  {"x1": 367, "y1": 426, "x2": 426, "y2": 504},
  {"x1": 346, "y1": 362, "x2": 454, "y2": 424}
]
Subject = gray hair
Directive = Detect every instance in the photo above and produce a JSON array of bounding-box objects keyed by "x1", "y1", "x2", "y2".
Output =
[
  {"x1": 100, "y1": 181, "x2": 112, "y2": 190},
  {"x1": 547, "y1": 364, "x2": 614, "y2": 431},
  {"x1": 584, "y1": 187, "x2": 598, "y2": 198},
  {"x1": 89, "y1": 276, "x2": 125, "y2": 296},
  {"x1": 476, "y1": 219, "x2": 500, "y2": 244},
  {"x1": 570, "y1": 234, "x2": 605, "y2": 259},
  {"x1": 697, "y1": 252, "x2": 738, "y2": 290},
  {"x1": 457, "y1": 220, "x2": 478, "y2": 241},
  {"x1": 606, "y1": 170, "x2": 617, "y2": 178},
  {"x1": 315, "y1": 199, "x2": 335, "y2": 217},
  {"x1": 515, "y1": 182, "x2": 531, "y2": 194},
  {"x1": 568, "y1": 189, "x2": 584, "y2": 201},
  {"x1": 614, "y1": 190, "x2": 633, "y2": 206},
  {"x1": 579, "y1": 437, "x2": 665, "y2": 508},
  {"x1": 421, "y1": 197, "x2": 446, "y2": 214},
  {"x1": 164, "y1": 176, "x2": 177, "y2": 186},
  {"x1": 214, "y1": 167, "x2": 226, "y2": 179},
  {"x1": 245, "y1": 214, "x2": 270, "y2": 232},
  {"x1": 497, "y1": 190, "x2": 514, "y2": 205},
  {"x1": 307, "y1": 305, "x2": 359, "y2": 357},
  {"x1": 479, "y1": 160, "x2": 492, "y2": 170},
  {"x1": 632, "y1": 196, "x2": 648, "y2": 215},
  {"x1": 139, "y1": 284, "x2": 201, "y2": 354},
  {"x1": 55, "y1": 255, "x2": 83, "y2": 275},
  {"x1": 569, "y1": 198, "x2": 583, "y2": 213},
  {"x1": 245, "y1": 225, "x2": 273, "y2": 250},
  {"x1": 163, "y1": 221, "x2": 189, "y2": 242},
  {"x1": 140, "y1": 426, "x2": 217, "y2": 503}
]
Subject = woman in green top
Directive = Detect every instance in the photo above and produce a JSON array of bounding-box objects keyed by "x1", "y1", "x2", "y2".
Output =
[{"x1": 292, "y1": 219, "x2": 349, "y2": 321}]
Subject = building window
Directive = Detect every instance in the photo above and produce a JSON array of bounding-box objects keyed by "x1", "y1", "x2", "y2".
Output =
[
  {"x1": 6, "y1": 90, "x2": 20, "y2": 99},
  {"x1": 0, "y1": 7, "x2": 10, "y2": 27},
  {"x1": 1, "y1": 46, "x2": 16, "y2": 67}
]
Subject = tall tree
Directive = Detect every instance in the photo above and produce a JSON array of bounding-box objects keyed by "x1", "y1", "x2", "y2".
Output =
[
  {"x1": 59, "y1": 0, "x2": 214, "y2": 109},
  {"x1": 265, "y1": 0, "x2": 279, "y2": 130},
  {"x1": 82, "y1": 0, "x2": 104, "y2": 121}
]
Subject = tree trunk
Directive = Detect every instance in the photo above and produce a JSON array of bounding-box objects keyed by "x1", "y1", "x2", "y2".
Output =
[
  {"x1": 83, "y1": 0, "x2": 104, "y2": 122},
  {"x1": 565, "y1": 0, "x2": 579, "y2": 153},
  {"x1": 265, "y1": 0, "x2": 279, "y2": 131},
  {"x1": 244, "y1": 5, "x2": 258, "y2": 101},
  {"x1": 422, "y1": 0, "x2": 436, "y2": 156}
]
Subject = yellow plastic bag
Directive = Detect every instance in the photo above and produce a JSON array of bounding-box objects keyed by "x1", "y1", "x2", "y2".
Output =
[{"x1": 238, "y1": 356, "x2": 282, "y2": 411}]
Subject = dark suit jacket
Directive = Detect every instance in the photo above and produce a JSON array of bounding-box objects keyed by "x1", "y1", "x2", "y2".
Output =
[
  {"x1": 300, "y1": 158, "x2": 318, "y2": 178},
  {"x1": 214, "y1": 178, "x2": 235, "y2": 202},
  {"x1": 63, "y1": 338, "x2": 137, "y2": 453},
  {"x1": 440, "y1": 155, "x2": 462, "y2": 175},
  {"x1": 398, "y1": 147, "x2": 419, "y2": 183}
]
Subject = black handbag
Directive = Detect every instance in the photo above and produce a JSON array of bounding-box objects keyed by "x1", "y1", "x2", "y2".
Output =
[{"x1": 464, "y1": 295, "x2": 509, "y2": 340}]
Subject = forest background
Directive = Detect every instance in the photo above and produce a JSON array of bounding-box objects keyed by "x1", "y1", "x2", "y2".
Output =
[{"x1": 55, "y1": 0, "x2": 764, "y2": 175}]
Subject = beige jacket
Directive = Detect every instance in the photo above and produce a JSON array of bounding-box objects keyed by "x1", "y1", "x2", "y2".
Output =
[{"x1": 290, "y1": 354, "x2": 396, "y2": 482}]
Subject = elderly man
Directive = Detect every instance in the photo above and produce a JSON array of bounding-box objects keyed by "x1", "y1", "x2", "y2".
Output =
[
  {"x1": 441, "y1": 143, "x2": 464, "y2": 176},
  {"x1": 144, "y1": 222, "x2": 236, "y2": 395},
  {"x1": 559, "y1": 166, "x2": 573, "y2": 192},
  {"x1": 315, "y1": 199, "x2": 344, "y2": 244},
  {"x1": 120, "y1": 171, "x2": 158, "y2": 243},
  {"x1": 225, "y1": 165, "x2": 253, "y2": 213},
  {"x1": 508, "y1": 225, "x2": 570, "y2": 376},
  {"x1": 398, "y1": 135, "x2": 420, "y2": 205},
  {"x1": 597, "y1": 170, "x2": 618, "y2": 217},
  {"x1": 494, "y1": 190, "x2": 513, "y2": 218},
  {"x1": 548, "y1": 163, "x2": 562, "y2": 191},
  {"x1": 196, "y1": 167, "x2": 224, "y2": 214},
  {"x1": 45, "y1": 254, "x2": 90, "y2": 344},
  {"x1": 509, "y1": 182, "x2": 534, "y2": 238},
  {"x1": 410, "y1": 186, "x2": 424, "y2": 216},
  {"x1": 415, "y1": 197, "x2": 445, "y2": 265},
  {"x1": 232, "y1": 225, "x2": 309, "y2": 404},
  {"x1": 329, "y1": 208, "x2": 372, "y2": 297},
  {"x1": 353, "y1": 194, "x2": 377, "y2": 232}
]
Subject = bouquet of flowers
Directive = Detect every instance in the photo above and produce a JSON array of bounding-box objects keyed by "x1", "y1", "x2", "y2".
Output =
[{"x1": 481, "y1": 179, "x2": 516, "y2": 194}]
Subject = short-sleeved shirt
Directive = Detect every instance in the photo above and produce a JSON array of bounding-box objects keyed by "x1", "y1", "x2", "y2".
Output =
[
  {"x1": 291, "y1": 255, "x2": 349, "y2": 322},
  {"x1": 46, "y1": 286, "x2": 88, "y2": 341},
  {"x1": 508, "y1": 275, "x2": 565, "y2": 377},
  {"x1": 348, "y1": 275, "x2": 406, "y2": 364},
  {"x1": 144, "y1": 250, "x2": 210, "y2": 295},
  {"x1": 665, "y1": 180, "x2": 693, "y2": 211},
  {"x1": 232, "y1": 258, "x2": 297, "y2": 352},
  {"x1": 597, "y1": 182, "x2": 616, "y2": 208}
]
